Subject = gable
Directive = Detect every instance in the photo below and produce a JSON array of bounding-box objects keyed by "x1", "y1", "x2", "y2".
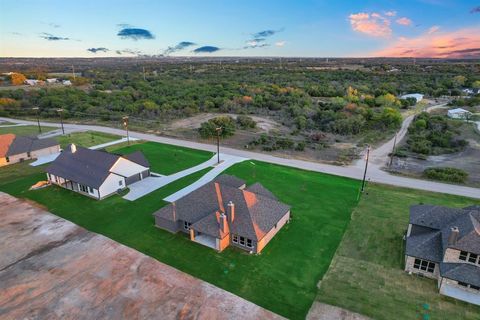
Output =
[{"x1": 109, "y1": 157, "x2": 149, "y2": 177}]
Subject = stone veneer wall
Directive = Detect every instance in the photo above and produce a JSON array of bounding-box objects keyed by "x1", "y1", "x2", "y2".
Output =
[{"x1": 404, "y1": 255, "x2": 439, "y2": 280}]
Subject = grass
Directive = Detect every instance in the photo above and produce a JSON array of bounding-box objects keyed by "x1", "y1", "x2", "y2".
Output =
[
  {"x1": 0, "y1": 125, "x2": 56, "y2": 136},
  {"x1": 316, "y1": 183, "x2": 480, "y2": 320},
  {"x1": 56, "y1": 131, "x2": 120, "y2": 148},
  {"x1": 0, "y1": 144, "x2": 360, "y2": 319},
  {"x1": 111, "y1": 141, "x2": 214, "y2": 175}
]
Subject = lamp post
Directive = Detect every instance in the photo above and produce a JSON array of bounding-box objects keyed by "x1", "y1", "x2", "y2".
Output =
[
  {"x1": 122, "y1": 116, "x2": 130, "y2": 146},
  {"x1": 215, "y1": 127, "x2": 222, "y2": 164},
  {"x1": 57, "y1": 108, "x2": 65, "y2": 135},
  {"x1": 361, "y1": 145, "x2": 370, "y2": 193},
  {"x1": 32, "y1": 107, "x2": 41, "y2": 133}
]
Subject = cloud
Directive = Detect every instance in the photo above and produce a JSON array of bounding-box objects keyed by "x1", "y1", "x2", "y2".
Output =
[
  {"x1": 385, "y1": 11, "x2": 397, "y2": 17},
  {"x1": 243, "y1": 41, "x2": 270, "y2": 49},
  {"x1": 371, "y1": 27, "x2": 480, "y2": 58},
  {"x1": 428, "y1": 25, "x2": 440, "y2": 34},
  {"x1": 396, "y1": 17, "x2": 412, "y2": 26},
  {"x1": 49, "y1": 23, "x2": 60, "y2": 28},
  {"x1": 117, "y1": 28, "x2": 154, "y2": 40},
  {"x1": 87, "y1": 47, "x2": 109, "y2": 53},
  {"x1": 470, "y1": 6, "x2": 480, "y2": 13},
  {"x1": 163, "y1": 41, "x2": 196, "y2": 55},
  {"x1": 349, "y1": 12, "x2": 392, "y2": 37},
  {"x1": 10, "y1": 32, "x2": 22, "y2": 36},
  {"x1": 39, "y1": 32, "x2": 70, "y2": 41},
  {"x1": 275, "y1": 41, "x2": 286, "y2": 47},
  {"x1": 252, "y1": 29, "x2": 282, "y2": 38},
  {"x1": 116, "y1": 48, "x2": 143, "y2": 56},
  {"x1": 193, "y1": 46, "x2": 220, "y2": 53}
]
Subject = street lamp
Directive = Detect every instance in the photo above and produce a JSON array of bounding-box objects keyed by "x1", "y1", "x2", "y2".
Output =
[
  {"x1": 361, "y1": 145, "x2": 370, "y2": 193},
  {"x1": 215, "y1": 127, "x2": 222, "y2": 164},
  {"x1": 32, "y1": 107, "x2": 41, "y2": 133},
  {"x1": 57, "y1": 108, "x2": 65, "y2": 135},
  {"x1": 122, "y1": 116, "x2": 130, "y2": 146}
]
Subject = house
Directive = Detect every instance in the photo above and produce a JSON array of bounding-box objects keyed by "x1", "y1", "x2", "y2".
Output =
[
  {"x1": 462, "y1": 88, "x2": 474, "y2": 95},
  {"x1": 46, "y1": 78, "x2": 58, "y2": 84},
  {"x1": 0, "y1": 134, "x2": 59, "y2": 167},
  {"x1": 447, "y1": 108, "x2": 471, "y2": 119},
  {"x1": 62, "y1": 80, "x2": 72, "y2": 86},
  {"x1": 153, "y1": 174, "x2": 291, "y2": 253},
  {"x1": 405, "y1": 204, "x2": 480, "y2": 306},
  {"x1": 24, "y1": 79, "x2": 38, "y2": 86},
  {"x1": 400, "y1": 93, "x2": 424, "y2": 103},
  {"x1": 45, "y1": 144, "x2": 150, "y2": 199}
]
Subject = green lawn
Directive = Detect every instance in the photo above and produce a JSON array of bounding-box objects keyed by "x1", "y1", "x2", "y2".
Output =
[
  {"x1": 0, "y1": 125, "x2": 56, "y2": 136},
  {"x1": 112, "y1": 141, "x2": 215, "y2": 174},
  {"x1": 0, "y1": 145, "x2": 360, "y2": 319},
  {"x1": 56, "y1": 131, "x2": 121, "y2": 148},
  {"x1": 316, "y1": 183, "x2": 480, "y2": 319}
]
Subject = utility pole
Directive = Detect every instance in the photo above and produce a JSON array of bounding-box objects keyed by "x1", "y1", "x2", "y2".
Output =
[
  {"x1": 57, "y1": 108, "x2": 65, "y2": 135},
  {"x1": 361, "y1": 145, "x2": 370, "y2": 193},
  {"x1": 32, "y1": 107, "x2": 41, "y2": 133},
  {"x1": 72, "y1": 65, "x2": 76, "y2": 80},
  {"x1": 142, "y1": 66, "x2": 146, "y2": 81},
  {"x1": 123, "y1": 116, "x2": 130, "y2": 146},
  {"x1": 215, "y1": 127, "x2": 222, "y2": 164},
  {"x1": 389, "y1": 132, "x2": 398, "y2": 168}
]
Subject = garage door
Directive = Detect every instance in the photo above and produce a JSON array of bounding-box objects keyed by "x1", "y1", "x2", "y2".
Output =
[{"x1": 125, "y1": 173, "x2": 142, "y2": 185}]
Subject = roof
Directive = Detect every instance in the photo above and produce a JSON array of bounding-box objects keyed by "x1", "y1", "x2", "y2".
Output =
[
  {"x1": 123, "y1": 151, "x2": 150, "y2": 168},
  {"x1": 0, "y1": 134, "x2": 15, "y2": 157},
  {"x1": 213, "y1": 174, "x2": 245, "y2": 189},
  {"x1": 154, "y1": 179, "x2": 290, "y2": 241},
  {"x1": 45, "y1": 145, "x2": 149, "y2": 189},
  {"x1": 440, "y1": 263, "x2": 480, "y2": 288},
  {"x1": 6, "y1": 136, "x2": 58, "y2": 156},
  {"x1": 246, "y1": 183, "x2": 277, "y2": 200},
  {"x1": 448, "y1": 108, "x2": 470, "y2": 114}
]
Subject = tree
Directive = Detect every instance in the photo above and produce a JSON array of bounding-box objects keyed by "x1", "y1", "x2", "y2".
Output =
[
  {"x1": 472, "y1": 80, "x2": 480, "y2": 90},
  {"x1": 10, "y1": 73, "x2": 26, "y2": 85},
  {"x1": 452, "y1": 75, "x2": 466, "y2": 88},
  {"x1": 199, "y1": 116, "x2": 236, "y2": 138}
]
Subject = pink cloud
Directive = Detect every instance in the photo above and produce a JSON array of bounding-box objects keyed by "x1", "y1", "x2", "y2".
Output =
[
  {"x1": 349, "y1": 12, "x2": 392, "y2": 37},
  {"x1": 396, "y1": 17, "x2": 412, "y2": 26},
  {"x1": 428, "y1": 25, "x2": 440, "y2": 34},
  {"x1": 385, "y1": 11, "x2": 397, "y2": 17},
  {"x1": 371, "y1": 27, "x2": 480, "y2": 58}
]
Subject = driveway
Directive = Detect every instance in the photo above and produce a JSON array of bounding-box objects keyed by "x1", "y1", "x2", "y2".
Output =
[
  {"x1": 124, "y1": 154, "x2": 247, "y2": 201},
  {"x1": 0, "y1": 192, "x2": 282, "y2": 320}
]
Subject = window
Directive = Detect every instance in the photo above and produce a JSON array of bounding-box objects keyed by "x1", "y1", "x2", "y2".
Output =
[
  {"x1": 119, "y1": 180, "x2": 123, "y2": 186},
  {"x1": 239, "y1": 236, "x2": 245, "y2": 246},
  {"x1": 79, "y1": 184, "x2": 88, "y2": 193},
  {"x1": 232, "y1": 235, "x2": 238, "y2": 243},
  {"x1": 459, "y1": 251, "x2": 468, "y2": 261},
  {"x1": 458, "y1": 282, "x2": 468, "y2": 287},
  {"x1": 468, "y1": 253, "x2": 478, "y2": 264},
  {"x1": 88, "y1": 187, "x2": 94, "y2": 194},
  {"x1": 184, "y1": 221, "x2": 191, "y2": 231},
  {"x1": 5, "y1": 156, "x2": 9, "y2": 163},
  {"x1": 246, "y1": 239, "x2": 253, "y2": 248},
  {"x1": 413, "y1": 258, "x2": 435, "y2": 273}
]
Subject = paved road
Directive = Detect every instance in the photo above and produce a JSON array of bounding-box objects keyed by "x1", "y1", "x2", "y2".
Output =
[{"x1": 1, "y1": 116, "x2": 479, "y2": 199}]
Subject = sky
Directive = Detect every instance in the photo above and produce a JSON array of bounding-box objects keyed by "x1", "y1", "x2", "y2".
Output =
[{"x1": 0, "y1": 0, "x2": 479, "y2": 58}]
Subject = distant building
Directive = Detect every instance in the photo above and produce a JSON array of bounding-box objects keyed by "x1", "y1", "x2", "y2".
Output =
[
  {"x1": 45, "y1": 144, "x2": 150, "y2": 200},
  {"x1": 447, "y1": 108, "x2": 471, "y2": 119},
  {"x1": 46, "y1": 78, "x2": 58, "y2": 84},
  {"x1": 400, "y1": 93, "x2": 424, "y2": 102},
  {"x1": 62, "y1": 80, "x2": 72, "y2": 86},
  {"x1": 0, "y1": 134, "x2": 59, "y2": 167},
  {"x1": 24, "y1": 79, "x2": 38, "y2": 86},
  {"x1": 405, "y1": 205, "x2": 480, "y2": 306}
]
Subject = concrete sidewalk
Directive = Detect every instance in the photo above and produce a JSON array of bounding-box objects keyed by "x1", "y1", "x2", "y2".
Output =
[{"x1": 163, "y1": 154, "x2": 248, "y2": 202}]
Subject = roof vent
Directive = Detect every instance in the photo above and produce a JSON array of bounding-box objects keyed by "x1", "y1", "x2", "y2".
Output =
[
  {"x1": 448, "y1": 227, "x2": 459, "y2": 245},
  {"x1": 70, "y1": 144, "x2": 77, "y2": 153}
]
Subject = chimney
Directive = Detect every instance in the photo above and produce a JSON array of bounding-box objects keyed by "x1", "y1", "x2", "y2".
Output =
[
  {"x1": 227, "y1": 201, "x2": 235, "y2": 223},
  {"x1": 219, "y1": 212, "x2": 227, "y2": 233},
  {"x1": 70, "y1": 143, "x2": 77, "y2": 153},
  {"x1": 448, "y1": 227, "x2": 459, "y2": 245}
]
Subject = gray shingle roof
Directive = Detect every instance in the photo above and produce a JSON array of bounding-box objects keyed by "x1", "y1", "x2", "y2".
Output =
[
  {"x1": 6, "y1": 136, "x2": 58, "y2": 156},
  {"x1": 440, "y1": 263, "x2": 480, "y2": 288},
  {"x1": 406, "y1": 227, "x2": 443, "y2": 262},
  {"x1": 123, "y1": 151, "x2": 150, "y2": 168},
  {"x1": 213, "y1": 174, "x2": 245, "y2": 189},
  {"x1": 154, "y1": 179, "x2": 290, "y2": 240},
  {"x1": 246, "y1": 183, "x2": 277, "y2": 200}
]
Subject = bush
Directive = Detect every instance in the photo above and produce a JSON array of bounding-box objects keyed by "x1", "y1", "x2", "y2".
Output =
[
  {"x1": 423, "y1": 167, "x2": 468, "y2": 183},
  {"x1": 236, "y1": 115, "x2": 256, "y2": 129},
  {"x1": 199, "y1": 116, "x2": 236, "y2": 138}
]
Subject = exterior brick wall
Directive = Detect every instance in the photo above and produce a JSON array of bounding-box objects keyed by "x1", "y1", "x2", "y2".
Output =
[
  {"x1": 256, "y1": 210, "x2": 290, "y2": 253},
  {"x1": 443, "y1": 248, "x2": 462, "y2": 263}
]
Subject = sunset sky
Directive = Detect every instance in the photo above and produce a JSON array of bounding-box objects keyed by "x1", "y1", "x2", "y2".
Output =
[{"x1": 0, "y1": 0, "x2": 479, "y2": 58}]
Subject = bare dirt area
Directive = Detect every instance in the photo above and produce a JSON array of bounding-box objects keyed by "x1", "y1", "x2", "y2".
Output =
[
  {"x1": 0, "y1": 193, "x2": 283, "y2": 320},
  {"x1": 307, "y1": 302, "x2": 370, "y2": 320}
]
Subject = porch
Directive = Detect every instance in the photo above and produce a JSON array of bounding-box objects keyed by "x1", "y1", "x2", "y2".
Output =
[{"x1": 191, "y1": 232, "x2": 218, "y2": 250}]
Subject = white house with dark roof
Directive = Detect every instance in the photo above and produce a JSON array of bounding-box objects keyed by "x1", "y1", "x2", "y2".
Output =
[
  {"x1": 153, "y1": 174, "x2": 291, "y2": 253},
  {"x1": 405, "y1": 204, "x2": 480, "y2": 306},
  {"x1": 45, "y1": 144, "x2": 150, "y2": 199}
]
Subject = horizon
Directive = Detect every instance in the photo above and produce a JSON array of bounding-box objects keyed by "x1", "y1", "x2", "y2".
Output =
[{"x1": 1, "y1": 0, "x2": 479, "y2": 58}]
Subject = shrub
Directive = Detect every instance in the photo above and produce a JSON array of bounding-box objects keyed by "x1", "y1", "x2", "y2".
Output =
[
  {"x1": 236, "y1": 115, "x2": 256, "y2": 129},
  {"x1": 423, "y1": 167, "x2": 468, "y2": 183},
  {"x1": 199, "y1": 116, "x2": 236, "y2": 138}
]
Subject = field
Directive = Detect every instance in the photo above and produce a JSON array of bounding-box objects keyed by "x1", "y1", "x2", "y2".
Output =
[
  {"x1": 55, "y1": 131, "x2": 120, "y2": 148},
  {"x1": 316, "y1": 183, "x2": 480, "y2": 319},
  {"x1": 0, "y1": 141, "x2": 360, "y2": 319},
  {"x1": 0, "y1": 125, "x2": 56, "y2": 136}
]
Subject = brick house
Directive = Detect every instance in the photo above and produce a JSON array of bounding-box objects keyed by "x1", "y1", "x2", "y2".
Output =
[
  {"x1": 153, "y1": 174, "x2": 291, "y2": 253},
  {"x1": 405, "y1": 204, "x2": 480, "y2": 306}
]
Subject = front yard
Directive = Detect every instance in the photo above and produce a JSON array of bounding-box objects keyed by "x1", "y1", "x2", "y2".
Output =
[{"x1": 0, "y1": 125, "x2": 56, "y2": 136}]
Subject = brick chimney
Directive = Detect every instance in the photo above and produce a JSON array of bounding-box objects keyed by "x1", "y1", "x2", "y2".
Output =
[
  {"x1": 219, "y1": 212, "x2": 228, "y2": 233},
  {"x1": 448, "y1": 227, "x2": 459, "y2": 245},
  {"x1": 70, "y1": 143, "x2": 77, "y2": 153},
  {"x1": 227, "y1": 201, "x2": 235, "y2": 223}
]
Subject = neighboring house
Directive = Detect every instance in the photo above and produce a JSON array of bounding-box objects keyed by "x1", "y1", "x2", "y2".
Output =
[
  {"x1": 62, "y1": 80, "x2": 72, "y2": 86},
  {"x1": 153, "y1": 174, "x2": 291, "y2": 253},
  {"x1": 405, "y1": 204, "x2": 480, "y2": 306},
  {"x1": 46, "y1": 78, "x2": 58, "y2": 84},
  {"x1": 0, "y1": 134, "x2": 59, "y2": 167},
  {"x1": 24, "y1": 79, "x2": 38, "y2": 86},
  {"x1": 447, "y1": 108, "x2": 471, "y2": 119},
  {"x1": 462, "y1": 88, "x2": 474, "y2": 95},
  {"x1": 400, "y1": 93, "x2": 424, "y2": 102},
  {"x1": 45, "y1": 144, "x2": 150, "y2": 200}
]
